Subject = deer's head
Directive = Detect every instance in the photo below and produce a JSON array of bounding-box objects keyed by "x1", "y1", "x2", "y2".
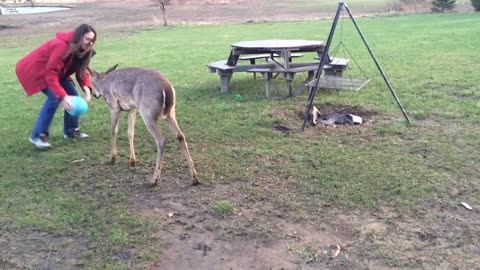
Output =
[{"x1": 87, "y1": 64, "x2": 118, "y2": 98}]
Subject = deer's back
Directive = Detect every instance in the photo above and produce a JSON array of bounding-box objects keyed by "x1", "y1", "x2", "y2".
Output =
[{"x1": 106, "y1": 68, "x2": 175, "y2": 116}]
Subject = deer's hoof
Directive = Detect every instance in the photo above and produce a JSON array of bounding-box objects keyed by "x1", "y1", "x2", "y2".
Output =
[
  {"x1": 110, "y1": 156, "x2": 116, "y2": 165},
  {"x1": 129, "y1": 160, "x2": 136, "y2": 167},
  {"x1": 192, "y1": 176, "x2": 200, "y2": 186},
  {"x1": 149, "y1": 179, "x2": 159, "y2": 188}
]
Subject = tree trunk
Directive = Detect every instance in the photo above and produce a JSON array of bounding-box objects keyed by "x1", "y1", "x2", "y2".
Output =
[{"x1": 160, "y1": 3, "x2": 168, "y2": 26}]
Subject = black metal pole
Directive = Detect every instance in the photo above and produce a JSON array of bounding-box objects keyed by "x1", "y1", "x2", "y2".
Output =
[
  {"x1": 302, "y1": 1, "x2": 345, "y2": 131},
  {"x1": 343, "y1": 3, "x2": 410, "y2": 123}
]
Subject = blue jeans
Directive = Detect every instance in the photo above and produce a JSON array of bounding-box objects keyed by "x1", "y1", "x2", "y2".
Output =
[{"x1": 31, "y1": 79, "x2": 81, "y2": 139}]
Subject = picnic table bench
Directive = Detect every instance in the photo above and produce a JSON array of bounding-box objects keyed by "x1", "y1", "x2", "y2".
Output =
[
  {"x1": 207, "y1": 60, "x2": 273, "y2": 93},
  {"x1": 314, "y1": 57, "x2": 350, "y2": 76},
  {"x1": 239, "y1": 53, "x2": 304, "y2": 79},
  {"x1": 238, "y1": 52, "x2": 304, "y2": 63},
  {"x1": 247, "y1": 62, "x2": 321, "y2": 97}
]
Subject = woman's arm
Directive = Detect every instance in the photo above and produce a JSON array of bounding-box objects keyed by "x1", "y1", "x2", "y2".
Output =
[
  {"x1": 44, "y1": 41, "x2": 69, "y2": 100},
  {"x1": 82, "y1": 85, "x2": 91, "y2": 103}
]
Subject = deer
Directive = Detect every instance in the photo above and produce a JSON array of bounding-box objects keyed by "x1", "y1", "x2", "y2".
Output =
[{"x1": 88, "y1": 65, "x2": 199, "y2": 187}]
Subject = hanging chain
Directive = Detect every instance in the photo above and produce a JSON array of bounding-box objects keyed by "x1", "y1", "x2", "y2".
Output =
[{"x1": 329, "y1": 7, "x2": 369, "y2": 84}]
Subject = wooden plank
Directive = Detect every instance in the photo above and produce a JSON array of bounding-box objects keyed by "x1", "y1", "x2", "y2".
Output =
[
  {"x1": 239, "y1": 53, "x2": 304, "y2": 61},
  {"x1": 207, "y1": 60, "x2": 273, "y2": 72},
  {"x1": 329, "y1": 57, "x2": 350, "y2": 66},
  {"x1": 289, "y1": 62, "x2": 322, "y2": 68},
  {"x1": 239, "y1": 54, "x2": 272, "y2": 61},
  {"x1": 314, "y1": 57, "x2": 350, "y2": 70},
  {"x1": 208, "y1": 60, "x2": 317, "y2": 73},
  {"x1": 283, "y1": 65, "x2": 319, "y2": 73},
  {"x1": 247, "y1": 64, "x2": 320, "y2": 74},
  {"x1": 207, "y1": 60, "x2": 235, "y2": 70}
]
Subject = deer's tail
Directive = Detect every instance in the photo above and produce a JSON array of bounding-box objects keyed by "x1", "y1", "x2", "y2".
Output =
[{"x1": 162, "y1": 83, "x2": 175, "y2": 118}]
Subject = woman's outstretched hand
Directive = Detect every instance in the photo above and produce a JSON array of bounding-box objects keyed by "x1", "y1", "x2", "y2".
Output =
[
  {"x1": 61, "y1": 95, "x2": 74, "y2": 112},
  {"x1": 83, "y1": 86, "x2": 92, "y2": 103}
]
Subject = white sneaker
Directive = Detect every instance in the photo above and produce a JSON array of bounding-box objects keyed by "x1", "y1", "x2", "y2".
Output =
[
  {"x1": 29, "y1": 136, "x2": 51, "y2": 149},
  {"x1": 64, "y1": 129, "x2": 89, "y2": 139}
]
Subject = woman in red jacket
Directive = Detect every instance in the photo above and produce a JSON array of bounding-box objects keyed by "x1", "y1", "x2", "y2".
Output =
[{"x1": 16, "y1": 24, "x2": 96, "y2": 149}]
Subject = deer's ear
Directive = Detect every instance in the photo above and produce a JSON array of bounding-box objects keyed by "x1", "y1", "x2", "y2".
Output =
[
  {"x1": 106, "y1": 64, "x2": 119, "y2": 74},
  {"x1": 87, "y1": 67, "x2": 99, "y2": 77}
]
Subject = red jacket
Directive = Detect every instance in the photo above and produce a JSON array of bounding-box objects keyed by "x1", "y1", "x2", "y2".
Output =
[{"x1": 15, "y1": 31, "x2": 92, "y2": 100}]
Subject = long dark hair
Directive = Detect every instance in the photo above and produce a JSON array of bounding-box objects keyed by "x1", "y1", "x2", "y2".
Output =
[{"x1": 65, "y1": 24, "x2": 97, "y2": 78}]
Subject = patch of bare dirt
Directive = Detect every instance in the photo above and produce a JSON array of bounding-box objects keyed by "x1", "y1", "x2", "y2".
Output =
[
  {"x1": 125, "y1": 171, "x2": 480, "y2": 269},
  {"x1": 269, "y1": 102, "x2": 384, "y2": 137},
  {"x1": 128, "y1": 177, "x2": 357, "y2": 269},
  {"x1": 0, "y1": 231, "x2": 86, "y2": 269}
]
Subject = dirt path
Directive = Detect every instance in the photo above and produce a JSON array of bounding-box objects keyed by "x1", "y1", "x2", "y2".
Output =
[{"x1": 0, "y1": 1, "x2": 334, "y2": 38}]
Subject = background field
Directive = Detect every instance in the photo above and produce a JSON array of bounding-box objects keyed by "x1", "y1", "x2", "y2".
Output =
[{"x1": 1, "y1": 1, "x2": 480, "y2": 269}]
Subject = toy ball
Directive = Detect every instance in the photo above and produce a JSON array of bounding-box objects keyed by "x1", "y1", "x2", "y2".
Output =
[
  {"x1": 234, "y1": 94, "x2": 243, "y2": 101},
  {"x1": 67, "y1": 96, "x2": 88, "y2": 116}
]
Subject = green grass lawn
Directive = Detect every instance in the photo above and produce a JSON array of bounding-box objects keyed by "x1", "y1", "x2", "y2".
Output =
[{"x1": 1, "y1": 12, "x2": 479, "y2": 268}]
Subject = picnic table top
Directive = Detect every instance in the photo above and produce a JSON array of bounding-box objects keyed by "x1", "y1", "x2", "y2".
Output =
[{"x1": 232, "y1": 39, "x2": 324, "y2": 50}]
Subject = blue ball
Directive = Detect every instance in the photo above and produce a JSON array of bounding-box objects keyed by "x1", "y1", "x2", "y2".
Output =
[{"x1": 68, "y1": 96, "x2": 88, "y2": 116}]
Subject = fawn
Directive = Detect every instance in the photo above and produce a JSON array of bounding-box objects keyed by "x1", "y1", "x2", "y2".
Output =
[{"x1": 88, "y1": 65, "x2": 199, "y2": 186}]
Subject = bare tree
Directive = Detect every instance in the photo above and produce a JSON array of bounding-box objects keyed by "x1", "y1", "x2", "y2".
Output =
[
  {"x1": 247, "y1": 0, "x2": 266, "y2": 22},
  {"x1": 154, "y1": 0, "x2": 171, "y2": 26}
]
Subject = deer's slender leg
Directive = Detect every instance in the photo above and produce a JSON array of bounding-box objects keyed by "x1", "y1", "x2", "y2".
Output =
[
  {"x1": 140, "y1": 113, "x2": 165, "y2": 186},
  {"x1": 165, "y1": 114, "x2": 199, "y2": 185},
  {"x1": 110, "y1": 109, "x2": 121, "y2": 164},
  {"x1": 128, "y1": 109, "x2": 137, "y2": 166}
]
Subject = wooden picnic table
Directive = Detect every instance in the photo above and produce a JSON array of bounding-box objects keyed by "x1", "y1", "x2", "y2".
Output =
[{"x1": 208, "y1": 39, "x2": 326, "y2": 98}]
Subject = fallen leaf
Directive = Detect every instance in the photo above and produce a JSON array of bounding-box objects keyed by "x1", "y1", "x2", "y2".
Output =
[{"x1": 461, "y1": 202, "x2": 472, "y2": 210}]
